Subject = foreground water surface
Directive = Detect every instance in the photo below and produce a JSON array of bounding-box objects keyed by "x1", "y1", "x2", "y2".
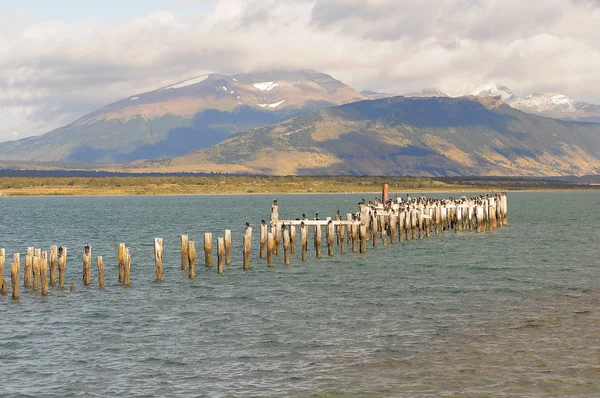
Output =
[{"x1": 0, "y1": 191, "x2": 599, "y2": 397}]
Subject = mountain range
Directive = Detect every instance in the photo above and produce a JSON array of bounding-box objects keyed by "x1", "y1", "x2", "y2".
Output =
[
  {"x1": 133, "y1": 96, "x2": 600, "y2": 176},
  {"x1": 1, "y1": 71, "x2": 599, "y2": 176},
  {"x1": 0, "y1": 70, "x2": 365, "y2": 162}
]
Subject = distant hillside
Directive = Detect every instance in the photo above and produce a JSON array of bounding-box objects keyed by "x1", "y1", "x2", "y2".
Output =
[
  {"x1": 133, "y1": 96, "x2": 600, "y2": 176},
  {"x1": 0, "y1": 70, "x2": 365, "y2": 163}
]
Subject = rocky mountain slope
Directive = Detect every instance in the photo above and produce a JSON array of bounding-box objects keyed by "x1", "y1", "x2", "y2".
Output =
[
  {"x1": 133, "y1": 96, "x2": 600, "y2": 176},
  {"x1": 0, "y1": 70, "x2": 365, "y2": 162}
]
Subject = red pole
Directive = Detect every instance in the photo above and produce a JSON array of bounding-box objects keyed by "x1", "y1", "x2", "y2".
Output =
[{"x1": 382, "y1": 183, "x2": 389, "y2": 203}]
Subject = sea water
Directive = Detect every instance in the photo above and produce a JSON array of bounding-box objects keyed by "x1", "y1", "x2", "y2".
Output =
[{"x1": 0, "y1": 191, "x2": 599, "y2": 396}]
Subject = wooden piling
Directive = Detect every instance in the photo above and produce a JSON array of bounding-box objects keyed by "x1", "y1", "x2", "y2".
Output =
[
  {"x1": 351, "y1": 222, "x2": 359, "y2": 252},
  {"x1": 40, "y1": 254, "x2": 48, "y2": 296},
  {"x1": 260, "y1": 221, "x2": 268, "y2": 259},
  {"x1": 32, "y1": 253, "x2": 40, "y2": 292},
  {"x1": 225, "y1": 229, "x2": 232, "y2": 265},
  {"x1": 359, "y1": 225, "x2": 367, "y2": 253},
  {"x1": 204, "y1": 232, "x2": 213, "y2": 267},
  {"x1": 346, "y1": 214, "x2": 353, "y2": 245},
  {"x1": 389, "y1": 214, "x2": 397, "y2": 243},
  {"x1": 83, "y1": 245, "x2": 92, "y2": 286},
  {"x1": 274, "y1": 223, "x2": 282, "y2": 255},
  {"x1": 118, "y1": 242, "x2": 126, "y2": 282},
  {"x1": 180, "y1": 235, "x2": 189, "y2": 270},
  {"x1": 300, "y1": 222, "x2": 308, "y2": 261},
  {"x1": 243, "y1": 227, "x2": 252, "y2": 271},
  {"x1": 0, "y1": 248, "x2": 5, "y2": 296},
  {"x1": 267, "y1": 232, "x2": 275, "y2": 267},
  {"x1": 326, "y1": 220, "x2": 335, "y2": 257},
  {"x1": 382, "y1": 229, "x2": 387, "y2": 246},
  {"x1": 50, "y1": 245, "x2": 57, "y2": 286},
  {"x1": 217, "y1": 238, "x2": 225, "y2": 274},
  {"x1": 123, "y1": 248, "x2": 131, "y2": 285},
  {"x1": 338, "y1": 224, "x2": 346, "y2": 254},
  {"x1": 154, "y1": 238, "x2": 163, "y2": 281},
  {"x1": 24, "y1": 247, "x2": 33, "y2": 288},
  {"x1": 188, "y1": 240, "x2": 197, "y2": 278},
  {"x1": 283, "y1": 228, "x2": 291, "y2": 265},
  {"x1": 97, "y1": 256, "x2": 105, "y2": 288},
  {"x1": 371, "y1": 214, "x2": 378, "y2": 248},
  {"x1": 289, "y1": 224, "x2": 296, "y2": 254},
  {"x1": 11, "y1": 258, "x2": 20, "y2": 300},
  {"x1": 314, "y1": 225, "x2": 322, "y2": 258},
  {"x1": 58, "y1": 247, "x2": 67, "y2": 289}
]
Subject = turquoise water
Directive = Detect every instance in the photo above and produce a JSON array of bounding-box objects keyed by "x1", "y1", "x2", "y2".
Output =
[{"x1": 0, "y1": 192, "x2": 599, "y2": 396}]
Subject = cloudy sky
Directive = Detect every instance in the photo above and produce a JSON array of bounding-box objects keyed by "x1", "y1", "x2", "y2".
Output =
[{"x1": 2, "y1": 0, "x2": 600, "y2": 142}]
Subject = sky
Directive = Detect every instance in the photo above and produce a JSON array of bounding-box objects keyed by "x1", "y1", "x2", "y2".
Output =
[{"x1": 2, "y1": 0, "x2": 600, "y2": 142}]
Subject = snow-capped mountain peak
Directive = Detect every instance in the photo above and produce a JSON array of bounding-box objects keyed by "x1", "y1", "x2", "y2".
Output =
[
  {"x1": 508, "y1": 93, "x2": 579, "y2": 113},
  {"x1": 452, "y1": 82, "x2": 515, "y2": 101}
]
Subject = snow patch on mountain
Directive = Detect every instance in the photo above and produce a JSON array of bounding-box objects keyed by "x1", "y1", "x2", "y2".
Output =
[
  {"x1": 258, "y1": 100, "x2": 285, "y2": 108},
  {"x1": 508, "y1": 93, "x2": 581, "y2": 113},
  {"x1": 130, "y1": 96, "x2": 139, "y2": 101},
  {"x1": 253, "y1": 82, "x2": 279, "y2": 91},
  {"x1": 452, "y1": 82, "x2": 515, "y2": 101},
  {"x1": 165, "y1": 75, "x2": 209, "y2": 90}
]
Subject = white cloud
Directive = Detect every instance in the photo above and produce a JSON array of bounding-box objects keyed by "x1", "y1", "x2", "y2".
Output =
[{"x1": 1, "y1": 0, "x2": 600, "y2": 142}]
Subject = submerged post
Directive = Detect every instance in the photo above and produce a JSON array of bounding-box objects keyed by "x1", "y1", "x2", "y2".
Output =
[
  {"x1": 58, "y1": 247, "x2": 67, "y2": 289},
  {"x1": 154, "y1": 238, "x2": 163, "y2": 281},
  {"x1": 97, "y1": 256, "x2": 105, "y2": 288},
  {"x1": 243, "y1": 227, "x2": 252, "y2": 271},
  {"x1": 224, "y1": 229, "x2": 232, "y2": 265},
  {"x1": 83, "y1": 245, "x2": 92, "y2": 286},
  {"x1": 204, "y1": 233, "x2": 213, "y2": 267}
]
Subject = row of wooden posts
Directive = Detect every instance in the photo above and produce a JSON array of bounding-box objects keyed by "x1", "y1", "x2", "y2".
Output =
[{"x1": 0, "y1": 187, "x2": 508, "y2": 299}]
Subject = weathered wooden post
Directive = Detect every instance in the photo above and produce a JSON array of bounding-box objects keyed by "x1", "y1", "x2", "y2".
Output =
[
  {"x1": 123, "y1": 248, "x2": 131, "y2": 285},
  {"x1": 351, "y1": 221, "x2": 359, "y2": 252},
  {"x1": 50, "y1": 245, "x2": 57, "y2": 286},
  {"x1": 217, "y1": 238, "x2": 225, "y2": 274},
  {"x1": 118, "y1": 242, "x2": 126, "y2": 282},
  {"x1": 40, "y1": 253, "x2": 48, "y2": 296},
  {"x1": 371, "y1": 213, "x2": 378, "y2": 248},
  {"x1": 389, "y1": 213, "x2": 397, "y2": 243},
  {"x1": 300, "y1": 222, "x2": 308, "y2": 261},
  {"x1": 283, "y1": 227, "x2": 291, "y2": 265},
  {"x1": 381, "y1": 228, "x2": 387, "y2": 246},
  {"x1": 180, "y1": 235, "x2": 189, "y2": 270},
  {"x1": 289, "y1": 223, "x2": 296, "y2": 254},
  {"x1": 267, "y1": 232, "x2": 275, "y2": 267},
  {"x1": 399, "y1": 209, "x2": 405, "y2": 242},
  {"x1": 338, "y1": 224, "x2": 346, "y2": 254},
  {"x1": 32, "y1": 253, "x2": 40, "y2": 292},
  {"x1": 11, "y1": 257, "x2": 20, "y2": 300},
  {"x1": 346, "y1": 214, "x2": 353, "y2": 244},
  {"x1": 154, "y1": 238, "x2": 163, "y2": 281},
  {"x1": 24, "y1": 247, "x2": 33, "y2": 288},
  {"x1": 83, "y1": 245, "x2": 92, "y2": 286},
  {"x1": 359, "y1": 224, "x2": 367, "y2": 253},
  {"x1": 0, "y1": 248, "x2": 5, "y2": 296},
  {"x1": 260, "y1": 220, "x2": 268, "y2": 259},
  {"x1": 418, "y1": 210, "x2": 424, "y2": 240},
  {"x1": 274, "y1": 223, "x2": 282, "y2": 255},
  {"x1": 327, "y1": 220, "x2": 335, "y2": 256},
  {"x1": 58, "y1": 247, "x2": 67, "y2": 289},
  {"x1": 203, "y1": 233, "x2": 213, "y2": 267},
  {"x1": 188, "y1": 240, "x2": 197, "y2": 278},
  {"x1": 97, "y1": 256, "x2": 105, "y2": 288},
  {"x1": 224, "y1": 229, "x2": 232, "y2": 265},
  {"x1": 314, "y1": 224, "x2": 322, "y2": 258},
  {"x1": 243, "y1": 227, "x2": 252, "y2": 271},
  {"x1": 382, "y1": 183, "x2": 389, "y2": 203}
]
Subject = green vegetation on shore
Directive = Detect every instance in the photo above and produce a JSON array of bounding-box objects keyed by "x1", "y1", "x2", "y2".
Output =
[{"x1": 0, "y1": 176, "x2": 594, "y2": 196}]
